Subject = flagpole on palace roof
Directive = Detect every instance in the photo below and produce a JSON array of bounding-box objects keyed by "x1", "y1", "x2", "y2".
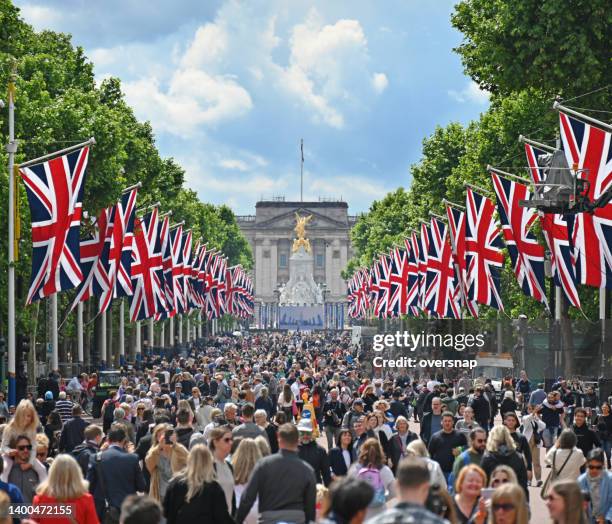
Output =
[{"x1": 6, "y1": 72, "x2": 17, "y2": 405}]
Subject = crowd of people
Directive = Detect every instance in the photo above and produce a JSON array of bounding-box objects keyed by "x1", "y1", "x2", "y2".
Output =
[{"x1": 0, "y1": 331, "x2": 608, "y2": 524}]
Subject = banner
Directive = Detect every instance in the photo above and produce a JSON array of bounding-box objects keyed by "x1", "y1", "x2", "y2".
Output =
[{"x1": 279, "y1": 305, "x2": 325, "y2": 330}]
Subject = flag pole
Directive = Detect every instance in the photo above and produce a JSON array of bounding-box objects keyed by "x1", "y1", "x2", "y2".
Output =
[
  {"x1": 518, "y1": 135, "x2": 557, "y2": 153},
  {"x1": 148, "y1": 317, "x2": 154, "y2": 355},
  {"x1": 442, "y1": 198, "x2": 466, "y2": 210},
  {"x1": 487, "y1": 165, "x2": 532, "y2": 185},
  {"x1": 6, "y1": 74, "x2": 17, "y2": 405},
  {"x1": 77, "y1": 302, "x2": 84, "y2": 364},
  {"x1": 51, "y1": 293, "x2": 58, "y2": 371},
  {"x1": 19, "y1": 137, "x2": 96, "y2": 169},
  {"x1": 552, "y1": 101, "x2": 612, "y2": 132},
  {"x1": 119, "y1": 300, "x2": 125, "y2": 364},
  {"x1": 300, "y1": 138, "x2": 304, "y2": 202}
]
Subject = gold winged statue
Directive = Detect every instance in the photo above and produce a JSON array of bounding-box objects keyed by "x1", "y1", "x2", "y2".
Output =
[{"x1": 292, "y1": 213, "x2": 313, "y2": 253}]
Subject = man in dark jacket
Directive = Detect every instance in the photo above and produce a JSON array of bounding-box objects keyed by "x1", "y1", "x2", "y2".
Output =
[
  {"x1": 72, "y1": 424, "x2": 103, "y2": 477},
  {"x1": 469, "y1": 387, "x2": 491, "y2": 431},
  {"x1": 297, "y1": 419, "x2": 331, "y2": 486},
  {"x1": 573, "y1": 407, "x2": 601, "y2": 460},
  {"x1": 322, "y1": 389, "x2": 346, "y2": 450},
  {"x1": 59, "y1": 404, "x2": 89, "y2": 453},
  {"x1": 420, "y1": 397, "x2": 443, "y2": 445},
  {"x1": 174, "y1": 408, "x2": 194, "y2": 449},
  {"x1": 389, "y1": 389, "x2": 409, "y2": 421},
  {"x1": 88, "y1": 427, "x2": 146, "y2": 520}
]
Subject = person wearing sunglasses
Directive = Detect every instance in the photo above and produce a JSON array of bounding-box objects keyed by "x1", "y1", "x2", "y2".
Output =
[
  {"x1": 1, "y1": 435, "x2": 47, "y2": 503},
  {"x1": 488, "y1": 483, "x2": 529, "y2": 524},
  {"x1": 578, "y1": 448, "x2": 612, "y2": 524},
  {"x1": 488, "y1": 465, "x2": 518, "y2": 489},
  {"x1": 208, "y1": 425, "x2": 236, "y2": 515}
]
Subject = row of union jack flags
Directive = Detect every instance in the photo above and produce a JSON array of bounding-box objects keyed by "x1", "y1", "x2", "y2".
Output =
[
  {"x1": 348, "y1": 106, "x2": 611, "y2": 318},
  {"x1": 19, "y1": 149, "x2": 254, "y2": 321}
]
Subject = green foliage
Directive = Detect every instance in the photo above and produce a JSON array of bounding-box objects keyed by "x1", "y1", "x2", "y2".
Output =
[
  {"x1": 347, "y1": 0, "x2": 610, "y2": 320},
  {"x1": 0, "y1": 0, "x2": 252, "y2": 337}
]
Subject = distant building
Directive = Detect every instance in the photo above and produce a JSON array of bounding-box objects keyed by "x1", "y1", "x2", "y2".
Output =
[{"x1": 236, "y1": 198, "x2": 357, "y2": 304}]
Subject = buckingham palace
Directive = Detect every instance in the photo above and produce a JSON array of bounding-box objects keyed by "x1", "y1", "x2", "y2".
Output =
[{"x1": 236, "y1": 198, "x2": 357, "y2": 307}]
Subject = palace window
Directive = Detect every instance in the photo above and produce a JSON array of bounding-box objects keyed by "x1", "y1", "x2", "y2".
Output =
[
  {"x1": 316, "y1": 254, "x2": 324, "y2": 267},
  {"x1": 279, "y1": 253, "x2": 288, "y2": 268}
]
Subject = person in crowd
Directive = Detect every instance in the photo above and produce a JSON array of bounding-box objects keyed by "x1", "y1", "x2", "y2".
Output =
[
  {"x1": 322, "y1": 389, "x2": 346, "y2": 450},
  {"x1": 420, "y1": 397, "x2": 443, "y2": 445},
  {"x1": 162, "y1": 443, "x2": 233, "y2": 524},
  {"x1": 543, "y1": 428, "x2": 586, "y2": 494},
  {"x1": 120, "y1": 495, "x2": 162, "y2": 524},
  {"x1": 594, "y1": 403, "x2": 612, "y2": 471},
  {"x1": 33, "y1": 454, "x2": 99, "y2": 524},
  {"x1": 428, "y1": 411, "x2": 468, "y2": 484},
  {"x1": 347, "y1": 437, "x2": 395, "y2": 520},
  {"x1": 387, "y1": 415, "x2": 418, "y2": 473},
  {"x1": 277, "y1": 384, "x2": 295, "y2": 422},
  {"x1": 2, "y1": 435, "x2": 47, "y2": 503},
  {"x1": 208, "y1": 425, "x2": 235, "y2": 515},
  {"x1": 254, "y1": 387, "x2": 274, "y2": 420},
  {"x1": 367, "y1": 457, "x2": 447, "y2": 524},
  {"x1": 389, "y1": 389, "x2": 409, "y2": 421},
  {"x1": 405, "y1": 439, "x2": 447, "y2": 490},
  {"x1": 480, "y1": 426, "x2": 528, "y2": 496},
  {"x1": 342, "y1": 399, "x2": 365, "y2": 438},
  {"x1": 88, "y1": 427, "x2": 146, "y2": 522},
  {"x1": 297, "y1": 418, "x2": 331, "y2": 486},
  {"x1": 452, "y1": 464, "x2": 487, "y2": 524},
  {"x1": 451, "y1": 427, "x2": 486, "y2": 482},
  {"x1": 470, "y1": 387, "x2": 492, "y2": 432},
  {"x1": 502, "y1": 412, "x2": 532, "y2": 481},
  {"x1": 232, "y1": 438, "x2": 262, "y2": 524},
  {"x1": 0, "y1": 456, "x2": 24, "y2": 507},
  {"x1": 235, "y1": 423, "x2": 316, "y2": 524},
  {"x1": 145, "y1": 424, "x2": 188, "y2": 503},
  {"x1": 54, "y1": 392, "x2": 74, "y2": 424},
  {"x1": 489, "y1": 464, "x2": 519, "y2": 488},
  {"x1": 43, "y1": 410, "x2": 62, "y2": 453},
  {"x1": 319, "y1": 476, "x2": 373, "y2": 524},
  {"x1": 455, "y1": 406, "x2": 481, "y2": 440},
  {"x1": 35, "y1": 434, "x2": 50, "y2": 470},
  {"x1": 545, "y1": 479, "x2": 589, "y2": 524},
  {"x1": 329, "y1": 428, "x2": 354, "y2": 478},
  {"x1": 500, "y1": 391, "x2": 518, "y2": 416},
  {"x1": 489, "y1": 482, "x2": 529, "y2": 524},
  {"x1": 58, "y1": 404, "x2": 89, "y2": 454},
  {"x1": 578, "y1": 448, "x2": 612, "y2": 524},
  {"x1": 1, "y1": 401, "x2": 42, "y2": 469},
  {"x1": 71, "y1": 424, "x2": 103, "y2": 478},
  {"x1": 173, "y1": 408, "x2": 194, "y2": 449},
  {"x1": 233, "y1": 403, "x2": 269, "y2": 443},
  {"x1": 521, "y1": 403, "x2": 546, "y2": 487},
  {"x1": 254, "y1": 409, "x2": 278, "y2": 453},
  {"x1": 541, "y1": 391, "x2": 565, "y2": 452},
  {"x1": 573, "y1": 407, "x2": 601, "y2": 461}
]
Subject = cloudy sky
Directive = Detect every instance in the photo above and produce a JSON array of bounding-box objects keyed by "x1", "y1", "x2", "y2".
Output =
[{"x1": 14, "y1": 0, "x2": 490, "y2": 214}]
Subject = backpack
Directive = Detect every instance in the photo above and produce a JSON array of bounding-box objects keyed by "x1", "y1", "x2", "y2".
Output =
[{"x1": 357, "y1": 466, "x2": 386, "y2": 507}]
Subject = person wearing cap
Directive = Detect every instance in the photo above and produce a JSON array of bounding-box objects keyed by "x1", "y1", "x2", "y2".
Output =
[
  {"x1": 298, "y1": 418, "x2": 331, "y2": 487},
  {"x1": 169, "y1": 383, "x2": 184, "y2": 409}
]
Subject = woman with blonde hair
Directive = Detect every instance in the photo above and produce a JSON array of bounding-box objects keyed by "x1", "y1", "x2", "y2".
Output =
[
  {"x1": 488, "y1": 464, "x2": 519, "y2": 488},
  {"x1": 1, "y1": 400, "x2": 47, "y2": 481},
  {"x1": 232, "y1": 438, "x2": 262, "y2": 524},
  {"x1": 480, "y1": 425, "x2": 528, "y2": 496},
  {"x1": 145, "y1": 424, "x2": 188, "y2": 503},
  {"x1": 487, "y1": 482, "x2": 529, "y2": 524},
  {"x1": 163, "y1": 444, "x2": 233, "y2": 524},
  {"x1": 33, "y1": 454, "x2": 99, "y2": 524}
]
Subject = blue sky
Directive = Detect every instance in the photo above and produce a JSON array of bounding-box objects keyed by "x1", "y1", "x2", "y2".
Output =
[{"x1": 14, "y1": 0, "x2": 490, "y2": 215}]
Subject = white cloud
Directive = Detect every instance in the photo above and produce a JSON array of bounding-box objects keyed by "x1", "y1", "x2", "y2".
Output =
[
  {"x1": 371, "y1": 72, "x2": 388, "y2": 94},
  {"x1": 18, "y1": 3, "x2": 64, "y2": 31},
  {"x1": 448, "y1": 81, "x2": 490, "y2": 105},
  {"x1": 181, "y1": 23, "x2": 228, "y2": 68},
  {"x1": 218, "y1": 159, "x2": 248, "y2": 171},
  {"x1": 276, "y1": 9, "x2": 372, "y2": 128},
  {"x1": 123, "y1": 71, "x2": 252, "y2": 137}
]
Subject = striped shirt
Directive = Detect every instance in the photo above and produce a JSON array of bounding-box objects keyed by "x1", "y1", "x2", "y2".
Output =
[{"x1": 55, "y1": 399, "x2": 74, "y2": 423}]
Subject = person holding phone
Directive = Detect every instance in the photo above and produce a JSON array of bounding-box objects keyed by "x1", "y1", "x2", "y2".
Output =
[
  {"x1": 452, "y1": 464, "x2": 487, "y2": 524},
  {"x1": 144, "y1": 424, "x2": 188, "y2": 503}
]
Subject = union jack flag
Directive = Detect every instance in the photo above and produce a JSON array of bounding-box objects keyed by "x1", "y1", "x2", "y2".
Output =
[
  {"x1": 189, "y1": 242, "x2": 206, "y2": 308},
  {"x1": 170, "y1": 225, "x2": 186, "y2": 314},
  {"x1": 387, "y1": 246, "x2": 410, "y2": 316},
  {"x1": 20, "y1": 146, "x2": 90, "y2": 303},
  {"x1": 155, "y1": 214, "x2": 175, "y2": 320},
  {"x1": 353, "y1": 268, "x2": 371, "y2": 319},
  {"x1": 129, "y1": 209, "x2": 166, "y2": 321},
  {"x1": 374, "y1": 254, "x2": 393, "y2": 318},
  {"x1": 205, "y1": 254, "x2": 224, "y2": 319},
  {"x1": 445, "y1": 205, "x2": 478, "y2": 317},
  {"x1": 216, "y1": 256, "x2": 228, "y2": 316},
  {"x1": 369, "y1": 262, "x2": 380, "y2": 313},
  {"x1": 98, "y1": 189, "x2": 138, "y2": 312},
  {"x1": 419, "y1": 222, "x2": 432, "y2": 312},
  {"x1": 491, "y1": 172, "x2": 548, "y2": 306},
  {"x1": 181, "y1": 230, "x2": 198, "y2": 311},
  {"x1": 465, "y1": 188, "x2": 505, "y2": 310},
  {"x1": 425, "y1": 218, "x2": 460, "y2": 318},
  {"x1": 405, "y1": 233, "x2": 421, "y2": 316},
  {"x1": 70, "y1": 207, "x2": 111, "y2": 311},
  {"x1": 525, "y1": 142, "x2": 581, "y2": 308},
  {"x1": 559, "y1": 110, "x2": 612, "y2": 289}
]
